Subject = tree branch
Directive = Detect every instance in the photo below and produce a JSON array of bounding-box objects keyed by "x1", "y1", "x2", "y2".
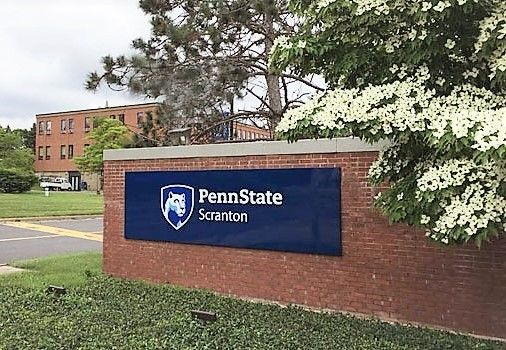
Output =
[{"x1": 189, "y1": 111, "x2": 269, "y2": 144}]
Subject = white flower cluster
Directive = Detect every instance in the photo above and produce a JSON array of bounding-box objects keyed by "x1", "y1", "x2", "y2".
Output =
[
  {"x1": 277, "y1": 69, "x2": 506, "y2": 152},
  {"x1": 416, "y1": 159, "x2": 475, "y2": 193},
  {"x1": 353, "y1": 0, "x2": 390, "y2": 15},
  {"x1": 368, "y1": 144, "x2": 409, "y2": 183},
  {"x1": 475, "y1": 1, "x2": 506, "y2": 77},
  {"x1": 419, "y1": 160, "x2": 506, "y2": 243},
  {"x1": 277, "y1": 70, "x2": 505, "y2": 244}
]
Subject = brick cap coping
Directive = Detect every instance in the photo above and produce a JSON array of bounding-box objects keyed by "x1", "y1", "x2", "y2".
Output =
[{"x1": 103, "y1": 138, "x2": 388, "y2": 161}]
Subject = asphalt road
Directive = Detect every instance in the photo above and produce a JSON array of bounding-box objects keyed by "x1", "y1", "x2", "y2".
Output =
[{"x1": 0, "y1": 217, "x2": 103, "y2": 264}]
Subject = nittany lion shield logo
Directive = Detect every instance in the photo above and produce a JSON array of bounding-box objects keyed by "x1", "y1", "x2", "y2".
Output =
[{"x1": 160, "y1": 184, "x2": 194, "y2": 230}]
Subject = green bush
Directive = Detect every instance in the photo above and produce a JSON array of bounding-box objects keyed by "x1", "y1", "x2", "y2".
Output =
[{"x1": 0, "y1": 168, "x2": 37, "y2": 193}]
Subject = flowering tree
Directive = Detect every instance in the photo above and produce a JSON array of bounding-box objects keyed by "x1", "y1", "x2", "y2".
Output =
[{"x1": 270, "y1": 0, "x2": 505, "y2": 246}]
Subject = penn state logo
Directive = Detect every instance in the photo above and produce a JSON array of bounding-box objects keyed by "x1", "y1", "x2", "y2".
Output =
[{"x1": 160, "y1": 184, "x2": 194, "y2": 230}]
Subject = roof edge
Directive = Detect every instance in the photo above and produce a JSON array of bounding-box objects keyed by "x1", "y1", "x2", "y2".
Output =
[{"x1": 36, "y1": 102, "x2": 161, "y2": 117}]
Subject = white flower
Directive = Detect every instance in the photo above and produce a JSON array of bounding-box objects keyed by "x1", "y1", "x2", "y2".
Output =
[
  {"x1": 433, "y1": 1, "x2": 450, "y2": 11},
  {"x1": 352, "y1": 0, "x2": 390, "y2": 16},
  {"x1": 435, "y1": 77, "x2": 446, "y2": 86},
  {"x1": 408, "y1": 29, "x2": 417, "y2": 41},
  {"x1": 421, "y1": 2, "x2": 432, "y2": 11},
  {"x1": 317, "y1": 0, "x2": 338, "y2": 9},
  {"x1": 297, "y1": 40, "x2": 307, "y2": 49},
  {"x1": 420, "y1": 215, "x2": 431, "y2": 224},
  {"x1": 445, "y1": 39, "x2": 456, "y2": 49}
]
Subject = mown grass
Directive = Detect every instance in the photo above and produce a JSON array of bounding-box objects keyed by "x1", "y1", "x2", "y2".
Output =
[
  {"x1": 0, "y1": 253, "x2": 504, "y2": 350},
  {"x1": 0, "y1": 190, "x2": 103, "y2": 218},
  {"x1": 0, "y1": 252, "x2": 102, "y2": 289}
]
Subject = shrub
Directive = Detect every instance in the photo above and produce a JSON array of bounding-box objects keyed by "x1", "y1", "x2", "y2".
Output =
[
  {"x1": 0, "y1": 168, "x2": 37, "y2": 193},
  {"x1": 0, "y1": 275, "x2": 504, "y2": 349}
]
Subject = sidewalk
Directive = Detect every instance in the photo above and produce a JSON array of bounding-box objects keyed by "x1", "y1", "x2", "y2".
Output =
[{"x1": 0, "y1": 264, "x2": 25, "y2": 275}]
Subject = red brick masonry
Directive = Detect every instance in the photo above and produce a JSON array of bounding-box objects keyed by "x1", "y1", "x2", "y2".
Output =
[{"x1": 103, "y1": 151, "x2": 506, "y2": 339}]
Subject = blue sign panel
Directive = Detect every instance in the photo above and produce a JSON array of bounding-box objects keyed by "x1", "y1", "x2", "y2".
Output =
[{"x1": 124, "y1": 168, "x2": 341, "y2": 255}]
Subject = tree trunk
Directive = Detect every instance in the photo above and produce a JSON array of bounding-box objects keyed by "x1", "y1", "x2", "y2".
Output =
[{"x1": 264, "y1": 5, "x2": 283, "y2": 134}]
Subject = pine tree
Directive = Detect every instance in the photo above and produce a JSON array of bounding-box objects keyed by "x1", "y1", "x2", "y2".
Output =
[{"x1": 86, "y1": 0, "x2": 323, "y2": 142}]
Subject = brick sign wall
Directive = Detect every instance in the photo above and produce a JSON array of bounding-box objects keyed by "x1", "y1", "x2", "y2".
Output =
[{"x1": 103, "y1": 139, "x2": 506, "y2": 339}]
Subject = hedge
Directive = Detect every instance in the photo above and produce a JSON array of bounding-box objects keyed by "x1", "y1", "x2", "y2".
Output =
[
  {"x1": 0, "y1": 275, "x2": 503, "y2": 350},
  {"x1": 0, "y1": 168, "x2": 37, "y2": 193}
]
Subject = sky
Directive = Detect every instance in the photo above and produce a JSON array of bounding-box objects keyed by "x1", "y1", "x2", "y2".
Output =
[{"x1": 0, "y1": 1, "x2": 153, "y2": 129}]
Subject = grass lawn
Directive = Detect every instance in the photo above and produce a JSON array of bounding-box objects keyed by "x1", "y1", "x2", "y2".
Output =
[
  {"x1": 0, "y1": 254, "x2": 504, "y2": 349},
  {"x1": 0, "y1": 190, "x2": 103, "y2": 218},
  {"x1": 0, "y1": 252, "x2": 102, "y2": 289}
]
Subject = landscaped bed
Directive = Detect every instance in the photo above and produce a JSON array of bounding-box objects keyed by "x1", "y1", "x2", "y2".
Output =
[
  {"x1": 0, "y1": 190, "x2": 103, "y2": 218},
  {"x1": 0, "y1": 253, "x2": 503, "y2": 349}
]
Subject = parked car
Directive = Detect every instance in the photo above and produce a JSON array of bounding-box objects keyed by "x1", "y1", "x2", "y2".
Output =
[{"x1": 39, "y1": 177, "x2": 72, "y2": 191}]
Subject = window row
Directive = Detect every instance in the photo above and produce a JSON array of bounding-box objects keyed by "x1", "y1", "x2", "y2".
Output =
[
  {"x1": 38, "y1": 119, "x2": 76, "y2": 135},
  {"x1": 235, "y1": 129, "x2": 269, "y2": 140},
  {"x1": 37, "y1": 144, "x2": 90, "y2": 160},
  {"x1": 38, "y1": 112, "x2": 147, "y2": 135}
]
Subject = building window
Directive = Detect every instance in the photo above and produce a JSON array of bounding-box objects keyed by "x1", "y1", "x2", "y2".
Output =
[
  {"x1": 60, "y1": 145, "x2": 66, "y2": 159},
  {"x1": 68, "y1": 119, "x2": 75, "y2": 133},
  {"x1": 118, "y1": 114, "x2": 125, "y2": 124},
  {"x1": 60, "y1": 119, "x2": 67, "y2": 133},
  {"x1": 84, "y1": 144, "x2": 90, "y2": 151},
  {"x1": 68, "y1": 145, "x2": 74, "y2": 159},
  {"x1": 110, "y1": 114, "x2": 116, "y2": 119},
  {"x1": 45, "y1": 146, "x2": 51, "y2": 160},
  {"x1": 38, "y1": 121, "x2": 44, "y2": 135},
  {"x1": 38, "y1": 146, "x2": 43, "y2": 160},
  {"x1": 45, "y1": 121, "x2": 52, "y2": 135},
  {"x1": 85, "y1": 117, "x2": 91, "y2": 132},
  {"x1": 136, "y1": 112, "x2": 144, "y2": 126}
]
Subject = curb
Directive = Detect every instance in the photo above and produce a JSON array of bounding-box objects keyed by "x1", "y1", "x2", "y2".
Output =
[{"x1": 0, "y1": 214, "x2": 103, "y2": 223}]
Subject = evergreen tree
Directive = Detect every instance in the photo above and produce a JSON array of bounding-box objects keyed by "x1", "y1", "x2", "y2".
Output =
[{"x1": 86, "y1": 0, "x2": 323, "y2": 141}]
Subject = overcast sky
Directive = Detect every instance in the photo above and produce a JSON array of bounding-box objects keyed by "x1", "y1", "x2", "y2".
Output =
[{"x1": 0, "y1": 1, "x2": 153, "y2": 129}]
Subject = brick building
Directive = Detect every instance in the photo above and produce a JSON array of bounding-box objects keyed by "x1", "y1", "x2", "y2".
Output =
[
  {"x1": 35, "y1": 103, "x2": 270, "y2": 190},
  {"x1": 230, "y1": 120, "x2": 271, "y2": 141},
  {"x1": 35, "y1": 103, "x2": 160, "y2": 191}
]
